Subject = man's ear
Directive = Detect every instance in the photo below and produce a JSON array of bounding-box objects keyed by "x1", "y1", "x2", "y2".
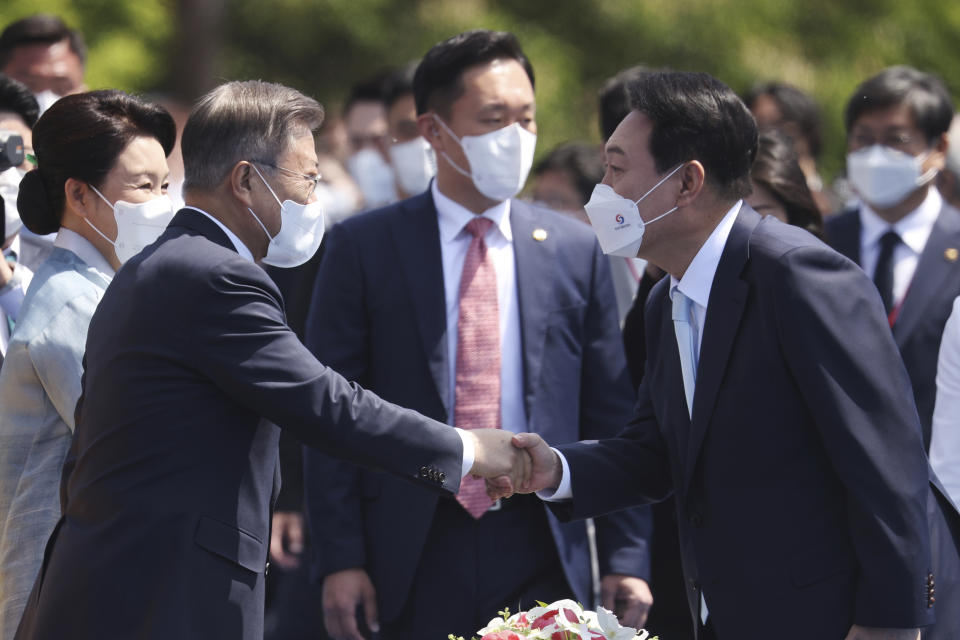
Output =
[
  {"x1": 64, "y1": 177, "x2": 94, "y2": 219},
  {"x1": 676, "y1": 161, "x2": 706, "y2": 207},
  {"x1": 230, "y1": 161, "x2": 257, "y2": 207},
  {"x1": 418, "y1": 113, "x2": 445, "y2": 152}
]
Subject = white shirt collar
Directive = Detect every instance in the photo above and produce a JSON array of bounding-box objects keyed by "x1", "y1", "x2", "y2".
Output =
[
  {"x1": 670, "y1": 200, "x2": 743, "y2": 309},
  {"x1": 432, "y1": 180, "x2": 512, "y2": 244},
  {"x1": 53, "y1": 227, "x2": 116, "y2": 277},
  {"x1": 859, "y1": 187, "x2": 941, "y2": 256},
  {"x1": 184, "y1": 206, "x2": 255, "y2": 262}
]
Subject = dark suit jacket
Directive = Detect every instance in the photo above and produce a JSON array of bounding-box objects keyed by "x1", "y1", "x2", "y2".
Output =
[
  {"x1": 553, "y1": 207, "x2": 960, "y2": 639},
  {"x1": 824, "y1": 201, "x2": 960, "y2": 449},
  {"x1": 15, "y1": 210, "x2": 464, "y2": 640},
  {"x1": 302, "y1": 191, "x2": 652, "y2": 621}
]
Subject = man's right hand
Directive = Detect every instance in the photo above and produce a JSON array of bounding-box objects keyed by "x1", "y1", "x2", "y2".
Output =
[
  {"x1": 322, "y1": 568, "x2": 379, "y2": 640},
  {"x1": 486, "y1": 432, "x2": 562, "y2": 499}
]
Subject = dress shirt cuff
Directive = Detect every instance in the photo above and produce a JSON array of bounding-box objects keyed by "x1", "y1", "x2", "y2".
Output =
[
  {"x1": 0, "y1": 265, "x2": 26, "y2": 319},
  {"x1": 455, "y1": 428, "x2": 475, "y2": 478},
  {"x1": 537, "y1": 447, "x2": 572, "y2": 501}
]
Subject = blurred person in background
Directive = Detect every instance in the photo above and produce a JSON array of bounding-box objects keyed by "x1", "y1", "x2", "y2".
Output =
[
  {"x1": 744, "y1": 81, "x2": 837, "y2": 215},
  {"x1": 304, "y1": 30, "x2": 653, "y2": 640},
  {"x1": 530, "y1": 141, "x2": 645, "y2": 326},
  {"x1": 747, "y1": 129, "x2": 823, "y2": 237},
  {"x1": 825, "y1": 65, "x2": 960, "y2": 453},
  {"x1": 384, "y1": 62, "x2": 436, "y2": 199},
  {"x1": 0, "y1": 90, "x2": 175, "y2": 639},
  {"x1": 0, "y1": 14, "x2": 86, "y2": 270},
  {"x1": 937, "y1": 115, "x2": 960, "y2": 209},
  {"x1": 0, "y1": 75, "x2": 39, "y2": 368},
  {"x1": 343, "y1": 73, "x2": 397, "y2": 211}
]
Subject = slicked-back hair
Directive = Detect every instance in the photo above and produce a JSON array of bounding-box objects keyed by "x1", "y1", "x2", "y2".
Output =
[
  {"x1": 627, "y1": 71, "x2": 758, "y2": 202},
  {"x1": 413, "y1": 30, "x2": 534, "y2": 117},
  {"x1": 182, "y1": 80, "x2": 324, "y2": 192},
  {"x1": 844, "y1": 66, "x2": 954, "y2": 143},
  {"x1": 0, "y1": 14, "x2": 86, "y2": 69}
]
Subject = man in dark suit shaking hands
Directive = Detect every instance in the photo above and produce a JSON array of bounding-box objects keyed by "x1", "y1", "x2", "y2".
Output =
[
  {"x1": 503, "y1": 71, "x2": 960, "y2": 640},
  {"x1": 14, "y1": 80, "x2": 529, "y2": 640},
  {"x1": 824, "y1": 66, "x2": 960, "y2": 451}
]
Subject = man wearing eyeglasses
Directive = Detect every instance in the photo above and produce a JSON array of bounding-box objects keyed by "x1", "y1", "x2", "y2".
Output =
[{"x1": 825, "y1": 66, "x2": 960, "y2": 456}]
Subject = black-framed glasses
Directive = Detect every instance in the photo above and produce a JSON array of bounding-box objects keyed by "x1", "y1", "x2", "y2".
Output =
[{"x1": 252, "y1": 161, "x2": 322, "y2": 196}]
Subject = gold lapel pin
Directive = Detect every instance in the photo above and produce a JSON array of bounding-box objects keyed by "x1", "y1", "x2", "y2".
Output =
[
  {"x1": 946, "y1": 248, "x2": 959, "y2": 262},
  {"x1": 532, "y1": 228, "x2": 548, "y2": 242}
]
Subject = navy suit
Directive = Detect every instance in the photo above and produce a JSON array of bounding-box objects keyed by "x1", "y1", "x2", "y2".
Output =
[
  {"x1": 824, "y1": 201, "x2": 960, "y2": 449},
  {"x1": 553, "y1": 208, "x2": 960, "y2": 639},
  {"x1": 15, "y1": 210, "x2": 464, "y2": 640},
  {"x1": 302, "y1": 192, "x2": 652, "y2": 631}
]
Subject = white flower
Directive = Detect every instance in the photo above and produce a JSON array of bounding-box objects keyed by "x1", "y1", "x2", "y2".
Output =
[{"x1": 595, "y1": 605, "x2": 646, "y2": 640}]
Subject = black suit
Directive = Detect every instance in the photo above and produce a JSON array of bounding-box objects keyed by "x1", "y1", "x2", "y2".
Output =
[
  {"x1": 824, "y1": 199, "x2": 960, "y2": 449},
  {"x1": 553, "y1": 207, "x2": 960, "y2": 639},
  {"x1": 15, "y1": 210, "x2": 464, "y2": 640}
]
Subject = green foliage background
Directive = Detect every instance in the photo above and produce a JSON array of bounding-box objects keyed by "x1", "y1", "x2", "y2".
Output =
[{"x1": 5, "y1": 0, "x2": 959, "y2": 181}]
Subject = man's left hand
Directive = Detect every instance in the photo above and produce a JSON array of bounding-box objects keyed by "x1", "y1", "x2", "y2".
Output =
[
  {"x1": 269, "y1": 511, "x2": 305, "y2": 569},
  {"x1": 600, "y1": 574, "x2": 653, "y2": 629}
]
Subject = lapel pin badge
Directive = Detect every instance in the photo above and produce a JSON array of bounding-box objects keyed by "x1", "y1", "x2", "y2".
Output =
[
  {"x1": 532, "y1": 228, "x2": 548, "y2": 242},
  {"x1": 946, "y1": 248, "x2": 959, "y2": 262}
]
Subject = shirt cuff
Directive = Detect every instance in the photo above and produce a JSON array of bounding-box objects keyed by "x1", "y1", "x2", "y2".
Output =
[
  {"x1": 455, "y1": 428, "x2": 475, "y2": 479},
  {"x1": 537, "y1": 447, "x2": 572, "y2": 502}
]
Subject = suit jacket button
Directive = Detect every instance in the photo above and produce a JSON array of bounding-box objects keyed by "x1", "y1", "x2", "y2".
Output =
[
  {"x1": 420, "y1": 466, "x2": 429, "y2": 478},
  {"x1": 265, "y1": 562, "x2": 270, "y2": 576},
  {"x1": 438, "y1": 472, "x2": 446, "y2": 483}
]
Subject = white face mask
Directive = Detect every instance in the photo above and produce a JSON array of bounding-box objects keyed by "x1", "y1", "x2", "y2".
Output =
[
  {"x1": 846, "y1": 145, "x2": 937, "y2": 208},
  {"x1": 583, "y1": 164, "x2": 684, "y2": 257},
  {"x1": 434, "y1": 116, "x2": 537, "y2": 202},
  {"x1": 0, "y1": 166, "x2": 25, "y2": 240},
  {"x1": 88, "y1": 186, "x2": 175, "y2": 263},
  {"x1": 347, "y1": 148, "x2": 397, "y2": 208},
  {"x1": 32, "y1": 90, "x2": 62, "y2": 116},
  {"x1": 248, "y1": 164, "x2": 325, "y2": 268},
  {"x1": 388, "y1": 137, "x2": 436, "y2": 195}
]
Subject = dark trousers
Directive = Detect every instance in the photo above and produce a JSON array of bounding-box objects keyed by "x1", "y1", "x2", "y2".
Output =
[{"x1": 381, "y1": 494, "x2": 572, "y2": 640}]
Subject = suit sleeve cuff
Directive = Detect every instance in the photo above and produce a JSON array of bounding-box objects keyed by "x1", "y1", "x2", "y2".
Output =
[
  {"x1": 455, "y1": 428, "x2": 475, "y2": 478},
  {"x1": 537, "y1": 447, "x2": 572, "y2": 501}
]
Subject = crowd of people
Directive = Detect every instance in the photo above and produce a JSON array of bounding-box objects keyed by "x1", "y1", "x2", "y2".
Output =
[{"x1": 0, "y1": 11, "x2": 957, "y2": 640}]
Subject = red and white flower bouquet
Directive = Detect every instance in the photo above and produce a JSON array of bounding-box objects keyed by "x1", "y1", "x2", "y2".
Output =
[{"x1": 448, "y1": 599, "x2": 658, "y2": 640}]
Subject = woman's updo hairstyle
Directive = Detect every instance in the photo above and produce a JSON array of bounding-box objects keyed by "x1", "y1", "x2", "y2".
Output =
[{"x1": 17, "y1": 89, "x2": 176, "y2": 234}]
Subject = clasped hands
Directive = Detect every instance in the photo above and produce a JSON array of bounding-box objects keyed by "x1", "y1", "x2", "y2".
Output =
[{"x1": 467, "y1": 431, "x2": 559, "y2": 499}]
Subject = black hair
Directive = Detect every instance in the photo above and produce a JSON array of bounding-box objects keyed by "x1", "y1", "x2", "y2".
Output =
[
  {"x1": 751, "y1": 130, "x2": 822, "y2": 237},
  {"x1": 413, "y1": 30, "x2": 534, "y2": 117},
  {"x1": 343, "y1": 71, "x2": 392, "y2": 117},
  {"x1": 598, "y1": 65, "x2": 653, "y2": 142},
  {"x1": 0, "y1": 14, "x2": 86, "y2": 69},
  {"x1": 0, "y1": 73, "x2": 39, "y2": 127},
  {"x1": 17, "y1": 90, "x2": 176, "y2": 234},
  {"x1": 844, "y1": 66, "x2": 954, "y2": 142},
  {"x1": 533, "y1": 142, "x2": 604, "y2": 204},
  {"x1": 744, "y1": 81, "x2": 823, "y2": 159},
  {"x1": 627, "y1": 71, "x2": 758, "y2": 202},
  {"x1": 383, "y1": 62, "x2": 418, "y2": 109}
]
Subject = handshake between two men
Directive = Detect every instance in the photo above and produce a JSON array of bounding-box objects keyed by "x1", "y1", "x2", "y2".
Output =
[{"x1": 466, "y1": 430, "x2": 558, "y2": 499}]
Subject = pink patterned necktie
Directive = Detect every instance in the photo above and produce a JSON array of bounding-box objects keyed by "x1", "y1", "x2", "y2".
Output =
[{"x1": 454, "y1": 216, "x2": 501, "y2": 519}]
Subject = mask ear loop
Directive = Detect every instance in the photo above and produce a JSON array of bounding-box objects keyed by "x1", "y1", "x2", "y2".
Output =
[
  {"x1": 84, "y1": 184, "x2": 119, "y2": 247},
  {"x1": 633, "y1": 163, "x2": 685, "y2": 205},
  {"x1": 247, "y1": 163, "x2": 282, "y2": 241},
  {"x1": 432, "y1": 115, "x2": 473, "y2": 179}
]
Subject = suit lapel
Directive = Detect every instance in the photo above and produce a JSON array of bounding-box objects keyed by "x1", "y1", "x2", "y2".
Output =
[
  {"x1": 511, "y1": 201, "x2": 557, "y2": 421},
  {"x1": 893, "y1": 204, "x2": 960, "y2": 345},
  {"x1": 683, "y1": 207, "x2": 759, "y2": 490},
  {"x1": 388, "y1": 193, "x2": 450, "y2": 417}
]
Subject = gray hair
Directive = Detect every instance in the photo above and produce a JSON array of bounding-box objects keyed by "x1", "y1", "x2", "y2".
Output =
[{"x1": 181, "y1": 80, "x2": 324, "y2": 191}]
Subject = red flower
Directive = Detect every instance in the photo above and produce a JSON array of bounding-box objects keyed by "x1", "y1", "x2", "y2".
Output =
[
  {"x1": 480, "y1": 632, "x2": 524, "y2": 640},
  {"x1": 531, "y1": 607, "x2": 580, "y2": 630}
]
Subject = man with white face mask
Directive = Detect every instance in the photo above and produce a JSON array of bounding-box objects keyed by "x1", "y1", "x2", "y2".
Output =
[
  {"x1": 343, "y1": 74, "x2": 397, "y2": 210},
  {"x1": 304, "y1": 29, "x2": 653, "y2": 640},
  {"x1": 384, "y1": 61, "x2": 436, "y2": 199},
  {"x1": 14, "y1": 80, "x2": 528, "y2": 640},
  {"x1": 825, "y1": 66, "x2": 960, "y2": 452}
]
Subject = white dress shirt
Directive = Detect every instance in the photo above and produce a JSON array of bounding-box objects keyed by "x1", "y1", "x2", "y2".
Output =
[
  {"x1": 858, "y1": 188, "x2": 941, "y2": 308},
  {"x1": 930, "y1": 296, "x2": 960, "y2": 506}
]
